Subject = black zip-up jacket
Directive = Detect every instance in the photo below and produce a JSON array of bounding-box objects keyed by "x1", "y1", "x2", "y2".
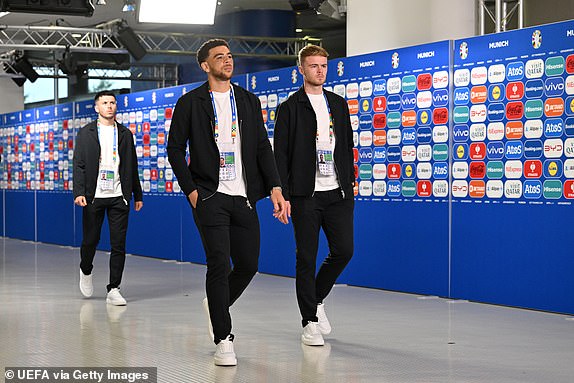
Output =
[
  {"x1": 167, "y1": 82, "x2": 281, "y2": 205},
  {"x1": 273, "y1": 87, "x2": 355, "y2": 200},
  {"x1": 73, "y1": 120, "x2": 143, "y2": 203}
]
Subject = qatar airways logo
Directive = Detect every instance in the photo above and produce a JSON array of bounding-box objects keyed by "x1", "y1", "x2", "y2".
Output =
[{"x1": 454, "y1": 69, "x2": 470, "y2": 87}]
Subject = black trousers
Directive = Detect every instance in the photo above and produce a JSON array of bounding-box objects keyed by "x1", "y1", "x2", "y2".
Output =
[
  {"x1": 80, "y1": 196, "x2": 130, "y2": 292},
  {"x1": 192, "y1": 192, "x2": 260, "y2": 344},
  {"x1": 291, "y1": 189, "x2": 354, "y2": 327}
]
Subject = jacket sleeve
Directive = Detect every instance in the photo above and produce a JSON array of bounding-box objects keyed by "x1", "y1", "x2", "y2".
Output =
[
  {"x1": 273, "y1": 101, "x2": 291, "y2": 200},
  {"x1": 167, "y1": 96, "x2": 198, "y2": 197},
  {"x1": 129, "y1": 132, "x2": 143, "y2": 201},
  {"x1": 253, "y1": 95, "x2": 281, "y2": 193},
  {"x1": 72, "y1": 128, "x2": 86, "y2": 199}
]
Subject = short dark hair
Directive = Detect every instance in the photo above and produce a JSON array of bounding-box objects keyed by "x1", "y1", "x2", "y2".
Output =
[
  {"x1": 197, "y1": 38, "x2": 230, "y2": 67},
  {"x1": 94, "y1": 90, "x2": 116, "y2": 102}
]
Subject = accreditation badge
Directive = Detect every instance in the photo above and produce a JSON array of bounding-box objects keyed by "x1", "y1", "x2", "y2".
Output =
[
  {"x1": 218, "y1": 144, "x2": 236, "y2": 181},
  {"x1": 98, "y1": 165, "x2": 115, "y2": 191},
  {"x1": 316, "y1": 142, "x2": 334, "y2": 176}
]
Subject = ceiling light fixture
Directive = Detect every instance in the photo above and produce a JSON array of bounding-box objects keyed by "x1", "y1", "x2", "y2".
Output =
[
  {"x1": 138, "y1": 0, "x2": 217, "y2": 24},
  {"x1": 96, "y1": 0, "x2": 106, "y2": 5},
  {"x1": 122, "y1": 0, "x2": 136, "y2": 12}
]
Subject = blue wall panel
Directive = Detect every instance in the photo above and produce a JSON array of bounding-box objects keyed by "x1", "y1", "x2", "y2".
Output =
[
  {"x1": 5, "y1": 191, "x2": 35, "y2": 240},
  {"x1": 37, "y1": 191, "x2": 74, "y2": 246}
]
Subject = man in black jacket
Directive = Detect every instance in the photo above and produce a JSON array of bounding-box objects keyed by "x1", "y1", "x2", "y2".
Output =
[
  {"x1": 167, "y1": 39, "x2": 287, "y2": 366},
  {"x1": 274, "y1": 45, "x2": 355, "y2": 347},
  {"x1": 73, "y1": 90, "x2": 143, "y2": 306}
]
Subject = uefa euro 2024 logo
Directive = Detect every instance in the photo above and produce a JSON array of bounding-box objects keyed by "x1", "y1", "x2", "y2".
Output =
[
  {"x1": 459, "y1": 42, "x2": 468, "y2": 60},
  {"x1": 291, "y1": 69, "x2": 298, "y2": 84},
  {"x1": 337, "y1": 61, "x2": 344, "y2": 77},
  {"x1": 251, "y1": 75, "x2": 257, "y2": 90},
  {"x1": 391, "y1": 52, "x2": 399, "y2": 69},
  {"x1": 532, "y1": 30, "x2": 542, "y2": 49}
]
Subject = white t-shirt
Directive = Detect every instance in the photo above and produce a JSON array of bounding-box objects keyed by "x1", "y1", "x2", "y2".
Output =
[
  {"x1": 95, "y1": 122, "x2": 123, "y2": 198},
  {"x1": 307, "y1": 93, "x2": 339, "y2": 191},
  {"x1": 212, "y1": 89, "x2": 247, "y2": 198}
]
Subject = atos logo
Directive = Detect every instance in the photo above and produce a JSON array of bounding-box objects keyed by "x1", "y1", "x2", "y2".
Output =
[
  {"x1": 543, "y1": 159, "x2": 563, "y2": 178},
  {"x1": 387, "y1": 180, "x2": 402, "y2": 197},
  {"x1": 387, "y1": 146, "x2": 402, "y2": 162},
  {"x1": 387, "y1": 95, "x2": 402, "y2": 111},
  {"x1": 524, "y1": 159, "x2": 543, "y2": 178},
  {"x1": 432, "y1": 89, "x2": 449, "y2": 107},
  {"x1": 506, "y1": 101, "x2": 524, "y2": 120},
  {"x1": 373, "y1": 114, "x2": 387, "y2": 129},
  {"x1": 417, "y1": 127, "x2": 433, "y2": 144},
  {"x1": 453, "y1": 125, "x2": 470, "y2": 142},
  {"x1": 373, "y1": 96, "x2": 387, "y2": 112},
  {"x1": 524, "y1": 139, "x2": 543, "y2": 159},
  {"x1": 359, "y1": 114, "x2": 373, "y2": 130},
  {"x1": 401, "y1": 93, "x2": 417, "y2": 110},
  {"x1": 505, "y1": 141, "x2": 523, "y2": 159},
  {"x1": 544, "y1": 77, "x2": 565, "y2": 97},
  {"x1": 469, "y1": 161, "x2": 486, "y2": 178},
  {"x1": 487, "y1": 141, "x2": 505, "y2": 160},
  {"x1": 487, "y1": 103, "x2": 505, "y2": 121},
  {"x1": 402, "y1": 163, "x2": 415, "y2": 178},
  {"x1": 525, "y1": 79, "x2": 544, "y2": 99},
  {"x1": 417, "y1": 109, "x2": 431, "y2": 126},
  {"x1": 402, "y1": 128, "x2": 417, "y2": 145},
  {"x1": 417, "y1": 73, "x2": 432, "y2": 90},
  {"x1": 387, "y1": 163, "x2": 402, "y2": 179},
  {"x1": 544, "y1": 118, "x2": 564, "y2": 138},
  {"x1": 453, "y1": 87, "x2": 470, "y2": 105},
  {"x1": 506, "y1": 81, "x2": 524, "y2": 100},
  {"x1": 454, "y1": 143, "x2": 468, "y2": 160},
  {"x1": 523, "y1": 180, "x2": 542, "y2": 199},
  {"x1": 373, "y1": 79, "x2": 387, "y2": 95},
  {"x1": 373, "y1": 147, "x2": 387, "y2": 163},
  {"x1": 433, "y1": 162, "x2": 449, "y2": 179},
  {"x1": 544, "y1": 138, "x2": 564, "y2": 158},
  {"x1": 506, "y1": 61, "x2": 524, "y2": 81},
  {"x1": 488, "y1": 84, "x2": 503, "y2": 102},
  {"x1": 358, "y1": 148, "x2": 373, "y2": 161},
  {"x1": 470, "y1": 142, "x2": 486, "y2": 160}
]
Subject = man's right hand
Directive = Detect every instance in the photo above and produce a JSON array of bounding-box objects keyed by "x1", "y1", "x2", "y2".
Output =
[
  {"x1": 188, "y1": 190, "x2": 199, "y2": 208},
  {"x1": 74, "y1": 196, "x2": 87, "y2": 207}
]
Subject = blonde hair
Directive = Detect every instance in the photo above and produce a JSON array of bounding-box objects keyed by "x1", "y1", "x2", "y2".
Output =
[{"x1": 298, "y1": 44, "x2": 329, "y2": 66}]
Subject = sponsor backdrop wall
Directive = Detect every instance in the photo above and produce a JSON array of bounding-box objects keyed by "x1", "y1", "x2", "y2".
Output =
[{"x1": 1, "y1": 21, "x2": 573, "y2": 314}]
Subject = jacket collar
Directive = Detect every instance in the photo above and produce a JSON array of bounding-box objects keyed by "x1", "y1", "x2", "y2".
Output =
[
  {"x1": 295, "y1": 86, "x2": 333, "y2": 110},
  {"x1": 198, "y1": 80, "x2": 246, "y2": 122}
]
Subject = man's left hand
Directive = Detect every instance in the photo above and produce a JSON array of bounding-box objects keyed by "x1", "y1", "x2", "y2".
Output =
[
  {"x1": 270, "y1": 189, "x2": 290, "y2": 224},
  {"x1": 134, "y1": 201, "x2": 143, "y2": 211}
]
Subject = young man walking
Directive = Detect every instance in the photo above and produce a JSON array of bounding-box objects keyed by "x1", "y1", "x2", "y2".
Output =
[{"x1": 274, "y1": 45, "x2": 355, "y2": 346}]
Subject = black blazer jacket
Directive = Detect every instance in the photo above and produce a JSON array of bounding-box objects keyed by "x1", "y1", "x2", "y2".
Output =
[{"x1": 167, "y1": 82, "x2": 281, "y2": 205}]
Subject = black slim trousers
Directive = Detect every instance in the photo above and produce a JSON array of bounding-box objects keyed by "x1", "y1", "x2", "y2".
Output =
[
  {"x1": 80, "y1": 196, "x2": 130, "y2": 292},
  {"x1": 192, "y1": 192, "x2": 260, "y2": 344},
  {"x1": 291, "y1": 189, "x2": 354, "y2": 327}
]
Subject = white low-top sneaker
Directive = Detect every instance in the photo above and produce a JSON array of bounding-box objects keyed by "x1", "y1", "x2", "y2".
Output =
[
  {"x1": 301, "y1": 321, "x2": 324, "y2": 346},
  {"x1": 316, "y1": 303, "x2": 332, "y2": 335},
  {"x1": 106, "y1": 288, "x2": 127, "y2": 306},
  {"x1": 214, "y1": 335, "x2": 237, "y2": 366},
  {"x1": 79, "y1": 270, "x2": 93, "y2": 298}
]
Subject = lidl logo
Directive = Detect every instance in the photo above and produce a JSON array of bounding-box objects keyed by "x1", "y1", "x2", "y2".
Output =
[
  {"x1": 565, "y1": 96, "x2": 574, "y2": 116},
  {"x1": 543, "y1": 159, "x2": 562, "y2": 178},
  {"x1": 488, "y1": 84, "x2": 503, "y2": 102},
  {"x1": 454, "y1": 143, "x2": 468, "y2": 160},
  {"x1": 417, "y1": 109, "x2": 430, "y2": 126},
  {"x1": 360, "y1": 98, "x2": 372, "y2": 113},
  {"x1": 402, "y1": 163, "x2": 415, "y2": 178}
]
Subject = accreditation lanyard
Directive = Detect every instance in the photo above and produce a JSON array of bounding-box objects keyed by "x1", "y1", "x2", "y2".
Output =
[
  {"x1": 97, "y1": 121, "x2": 117, "y2": 165},
  {"x1": 316, "y1": 93, "x2": 334, "y2": 144},
  {"x1": 209, "y1": 86, "x2": 238, "y2": 143}
]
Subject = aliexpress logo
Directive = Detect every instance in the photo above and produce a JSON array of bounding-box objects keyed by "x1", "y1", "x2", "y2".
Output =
[
  {"x1": 402, "y1": 110, "x2": 417, "y2": 127},
  {"x1": 505, "y1": 121, "x2": 524, "y2": 140},
  {"x1": 470, "y1": 85, "x2": 487, "y2": 103},
  {"x1": 544, "y1": 97, "x2": 565, "y2": 117},
  {"x1": 348, "y1": 99, "x2": 359, "y2": 115},
  {"x1": 373, "y1": 130, "x2": 387, "y2": 146},
  {"x1": 469, "y1": 180, "x2": 486, "y2": 198}
]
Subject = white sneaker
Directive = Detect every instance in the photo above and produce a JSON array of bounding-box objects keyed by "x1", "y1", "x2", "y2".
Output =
[
  {"x1": 106, "y1": 288, "x2": 127, "y2": 306},
  {"x1": 301, "y1": 321, "x2": 324, "y2": 346},
  {"x1": 202, "y1": 297, "x2": 215, "y2": 342},
  {"x1": 316, "y1": 303, "x2": 332, "y2": 335},
  {"x1": 79, "y1": 270, "x2": 93, "y2": 298},
  {"x1": 214, "y1": 335, "x2": 237, "y2": 366}
]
